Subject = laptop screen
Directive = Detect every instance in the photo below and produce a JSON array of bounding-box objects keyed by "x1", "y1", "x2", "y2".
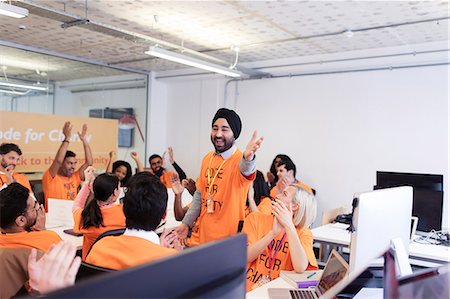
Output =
[{"x1": 317, "y1": 251, "x2": 349, "y2": 295}]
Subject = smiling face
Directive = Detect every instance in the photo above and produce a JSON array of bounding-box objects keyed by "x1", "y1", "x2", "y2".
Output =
[
  {"x1": 150, "y1": 156, "x2": 163, "y2": 173},
  {"x1": 276, "y1": 164, "x2": 295, "y2": 183},
  {"x1": 0, "y1": 151, "x2": 20, "y2": 171},
  {"x1": 61, "y1": 157, "x2": 77, "y2": 177},
  {"x1": 211, "y1": 118, "x2": 235, "y2": 153},
  {"x1": 114, "y1": 165, "x2": 128, "y2": 181}
]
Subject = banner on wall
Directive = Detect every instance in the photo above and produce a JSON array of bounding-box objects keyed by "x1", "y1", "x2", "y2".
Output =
[{"x1": 0, "y1": 111, "x2": 118, "y2": 172}]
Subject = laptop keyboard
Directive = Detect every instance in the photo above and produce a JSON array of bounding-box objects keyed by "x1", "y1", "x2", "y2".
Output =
[{"x1": 289, "y1": 290, "x2": 316, "y2": 299}]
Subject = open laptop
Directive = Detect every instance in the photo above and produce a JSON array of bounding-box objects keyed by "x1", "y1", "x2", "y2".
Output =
[{"x1": 268, "y1": 249, "x2": 349, "y2": 299}]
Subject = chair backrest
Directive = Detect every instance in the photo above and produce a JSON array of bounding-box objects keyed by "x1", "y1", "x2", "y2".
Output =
[
  {"x1": 85, "y1": 228, "x2": 126, "y2": 258},
  {"x1": 76, "y1": 261, "x2": 115, "y2": 282}
]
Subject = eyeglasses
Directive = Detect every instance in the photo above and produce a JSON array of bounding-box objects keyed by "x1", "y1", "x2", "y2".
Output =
[{"x1": 22, "y1": 199, "x2": 39, "y2": 216}]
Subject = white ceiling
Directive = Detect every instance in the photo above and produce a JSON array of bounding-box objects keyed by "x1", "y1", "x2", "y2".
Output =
[{"x1": 0, "y1": 0, "x2": 448, "y2": 81}]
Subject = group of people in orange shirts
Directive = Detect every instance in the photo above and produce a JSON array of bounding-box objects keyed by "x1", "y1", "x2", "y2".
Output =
[{"x1": 0, "y1": 108, "x2": 318, "y2": 296}]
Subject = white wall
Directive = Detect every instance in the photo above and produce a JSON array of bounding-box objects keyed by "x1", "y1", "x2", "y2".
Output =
[{"x1": 159, "y1": 64, "x2": 449, "y2": 229}]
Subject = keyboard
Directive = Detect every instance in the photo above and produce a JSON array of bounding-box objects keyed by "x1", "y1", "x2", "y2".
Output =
[{"x1": 289, "y1": 289, "x2": 317, "y2": 299}]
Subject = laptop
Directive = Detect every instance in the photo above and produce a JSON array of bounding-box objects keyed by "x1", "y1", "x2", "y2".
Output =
[{"x1": 268, "y1": 249, "x2": 349, "y2": 299}]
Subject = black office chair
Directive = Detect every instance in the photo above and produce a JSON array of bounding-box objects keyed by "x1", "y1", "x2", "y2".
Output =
[{"x1": 75, "y1": 261, "x2": 115, "y2": 282}]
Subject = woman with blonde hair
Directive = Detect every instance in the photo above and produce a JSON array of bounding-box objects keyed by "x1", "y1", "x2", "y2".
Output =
[{"x1": 242, "y1": 184, "x2": 318, "y2": 291}]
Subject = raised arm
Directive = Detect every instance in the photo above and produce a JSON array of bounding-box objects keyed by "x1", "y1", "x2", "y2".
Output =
[
  {"x1": 72, "y1": 166, "x2": 95, "y2": 213},
  {"x1": 239, "y1": 130, "x2": 264, "y2": 177},
  {"x1": 105, "y1": 151, "x2": 116, "y2": 173},
  {"x1": 171, "y1": 173, "x2": 187, "y2": 221},
  {"x1": 77, "y1": 124, "x2": 93, "y2": 181},
  {"x1": 48, "y1": 122, "x2": 72, "y2": 177},
  {"x1": 168, "y1": 147, "x2": 187, "y2": 180},
  {"x1": 130, "y1": 152, "x2": 144, "y2": 173}
]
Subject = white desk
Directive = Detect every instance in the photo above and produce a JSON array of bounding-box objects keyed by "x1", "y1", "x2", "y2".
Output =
[
  {"x1": 246, "y1": 277, "x2": 291, "y2": 299},
  {"x1": 50, "y1": 226, "x2": 83, "y2": 249},
  {"x1": 311, "y1": 223, "x2": 450, "y2": 265}
]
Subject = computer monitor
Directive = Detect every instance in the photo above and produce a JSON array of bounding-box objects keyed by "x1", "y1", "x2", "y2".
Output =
[
  {"x1": 374, "y1": 171, "x2": 444, "y2": 233},
  {"x1": 349, "y1": 186, "x2": 413, "y2": 274},
  {"x1": 47, "y1": 234, "x2": 247, "y2": 298}
]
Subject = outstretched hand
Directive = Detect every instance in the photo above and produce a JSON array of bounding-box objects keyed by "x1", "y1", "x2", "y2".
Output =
[
  {"x1": 77, "y1": 124, "x2": 88, "y2": 142},
  {"x1": 170, "y1": 173, "x2": 184, "y2": 196},
  {"x1": 243, "y1": 130, "x2": 264, "y2": 161},
  {"x1": 62, "y1": 122, "x2": 72, "y2": 141}
]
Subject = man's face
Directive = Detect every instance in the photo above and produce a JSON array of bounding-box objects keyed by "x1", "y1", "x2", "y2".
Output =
[
  {"x1": 211, "y1": 118, "x2": 235, "y2": 153},
  {"x1": 62, "y1": 157, "x2": 77, "y2": 177},
  {"x1": 150, "y1": 157, "x2": 163, "y2": 173},
  {"x1": 0, "y1": 151, "x2": 20, "y2": 171},
  {"x1": 23, "y1": 195, "x2": 39, "y2": 230},
  {"x1": 276, "y1": 164, "x2": 294, "y2": 182}
]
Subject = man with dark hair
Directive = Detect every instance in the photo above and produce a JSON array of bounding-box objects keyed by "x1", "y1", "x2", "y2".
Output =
[
  {"x1": 175, "y1": 108, "x2": 263, "y2": 246},
  {"x1": 0, "y1": 183, "x2": 61, "y2": 251},
  {"x1": 270, "y1": 158, "x2": 313, "y2": 198},
  {"x1": 0, "y1": 143, "x2": 32, "y2": 192},
  {"x1": 149, "y1": 146, "x2": 186, "y2": 188},
  {"x1": 42, "y1": 122, "x2": 93, "y2": 210},
  {"x1": 86, "y1": 172, "x2": 181, "y2": 270}
]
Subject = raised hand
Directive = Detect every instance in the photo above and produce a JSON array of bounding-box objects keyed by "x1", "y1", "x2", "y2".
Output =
[
  {"x1": 130, "y1": 151, "x2": 139, "y2": 160},
  {"x1": 182, "y1": 178, "x2": 196, "y2": 196},
  {"x1": 171, "y1": 173, "x2": 184, "y2": 196},
  {"x1": 32, "y1": 203, "x2": 46, "y2": 231},
  {"x1": 77, "y1": 124, "x2": 88, "y2": 142},
  {"x1": 62, "y1": 122, "x2": 72, "y2": 141},
  {"x1": 167, "y1": 147, "x2": 175, "y2": 164},
  {"x1": 109, "y1": 151, "x2": 116, "y2": 159},
  {"x1": 243, "y1": 130, "x2": 264, "y2": 161},
  {"x1": 83, "y1": 166, "x2": 96, "y2": 184}
]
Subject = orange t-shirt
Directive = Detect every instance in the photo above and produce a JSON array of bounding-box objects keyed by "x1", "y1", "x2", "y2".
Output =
[
  {"x1": 0, "y1": 230, "x2": 62, "y2": 252},
  {"x1": 187, "y1": 149, "x2": 255, "y2": 246},
  {"x1": 86, "y1": 235, "x2": 177, "y2": 270},
  {"x1": 42, "y1": 169, "x2": 82, "y2": 211},
  {"x1": 242, "y1": 212, "x2": 318, "y2": 292},
  {"x1": 73, "y1": 204, "x2": 126, "y2": 260},
  {"x1": 0, "y1": 172, "x2": 32, "y2": 191},
  {"x1": 257, "y1": 197, "x2": 273, "y2": 215},
  {"x1": 270, "y1": 180, "x2": 313, "y2": 198},
  {"x1": 159, "y1": 171, "x2": 175, "y2": 188}
]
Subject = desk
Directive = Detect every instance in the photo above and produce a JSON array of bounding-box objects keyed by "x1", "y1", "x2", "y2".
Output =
[
  {"x1": 311, "y1": 223, "x2": 450, "y2": 266},
  {"x1": 50, "y1": 226, "x2": 83, "y2": 249},
  {"x1": 246, "y1": 277, "x2": 291, "y2": 299}
]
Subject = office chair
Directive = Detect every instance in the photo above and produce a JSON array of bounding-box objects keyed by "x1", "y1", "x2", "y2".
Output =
[
  {"x1": 84, "y1": 228, "x2": 126, "y2": 258},
  {"x1": 76, "y1": 261, "x2": 115, "y2": 282}
]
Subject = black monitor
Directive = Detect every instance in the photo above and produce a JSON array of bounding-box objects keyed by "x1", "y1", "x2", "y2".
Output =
[
  {"x1": 47, "y1": 234, "x2": 247, "y2": 298},
  {"x1": 374, "y1": 171, "x2": 444, "y2": 233}
]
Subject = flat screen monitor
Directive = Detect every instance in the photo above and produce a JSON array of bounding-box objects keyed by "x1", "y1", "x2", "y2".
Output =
[
  {"x1": 349, "y1": 186, "x2": 413, "y2": 274},
  {"x1": 374, "y1": 171, "x2": 444, "y2": 233},
  {"x1": 47, "y1": 234, "x2": 247, "y2": 298}
]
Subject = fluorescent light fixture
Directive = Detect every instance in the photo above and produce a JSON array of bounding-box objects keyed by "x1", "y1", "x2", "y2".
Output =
[
  {"x1": 145, "y1": 46, "x2": 241, "y2": 78},
  {"x1": 0, "y1": 81, "x2": 48, "y2": 91},
  {"x1": 0, "y1": 2, "x2": 29, "y2": 18},
  {"x1": 0, "y1": 88, "x2": 28, "y2": 95}
]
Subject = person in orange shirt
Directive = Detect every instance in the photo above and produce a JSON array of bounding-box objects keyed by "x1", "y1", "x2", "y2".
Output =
[
  {"x1": 0, "y1": 143, "x2": 32, "y2": 192},
  {"x1": 266, "y1": 154, "x2": 291, "y2": 190},
  {"x1": 245, "y1": 170, "x2": 270, "y2": 218},
  {"x1": 242, "y1": 184, "x2": 318, "y2": 291},
  {"x1": 72, "y1": 167, "x2": 126, "y2": 260},
  {"x1": 175, "y1": 108, "x2": 264, "y2": 246},
  {"x1": 42, "y1": 122, "x2": 93, "y2": 211},
  {"x1": 0, "y1": 183, "x2": 61, "y2": 252},
  {"x1": 86, "y1": 172, "x2": 181, "y2": 270},
  {"x1": 149, "y1": 146, "x2": 186, "y2": 188},
  {"x1": 270, "y1": 158, "x2": 313, "y2": 199},
  {"x1": 105, "y1": 151, "x2": 144, "y2": 187}
]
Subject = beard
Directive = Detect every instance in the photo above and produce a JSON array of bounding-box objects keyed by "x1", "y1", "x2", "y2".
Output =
[
  {"x1": 155, "y1": 167, "x2": 164, "y2": 177},
  {"x1": 24, "y1": 214, "x2": 37, "y2": 232},
  {"x1": 1, "y1": 159, "x2": 12, "y2": 169},
  {"x1": 211, "y1": 136, "x2": 234, "y2": 153}
]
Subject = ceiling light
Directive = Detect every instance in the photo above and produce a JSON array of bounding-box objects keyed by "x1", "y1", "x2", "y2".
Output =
[
  {"x1": 0, "y1": 2, "x2": 29, "y2": 18},
  {"x1": 145, "y1": 46, "x2": 241, "y2": 78},
  {"x1": 0, "y1": 81, "x2": 48, "y2": 91}
]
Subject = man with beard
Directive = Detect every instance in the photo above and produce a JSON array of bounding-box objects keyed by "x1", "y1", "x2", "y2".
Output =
[
  {"x1": 175, "y1": 108, "x2": 263, "y2": 246},
  {"x1": 42, "y1": 122, "x2": 93, "y2": 211},
  {"x1": 0, "y1": 143, "x2": 32, "y2": 192},
  {"x1": 148, "y1": 146, "x2": 187, "y2": 188},
  {"x1": 0, "y1": 183, "x2": 61, "y2": 251}
]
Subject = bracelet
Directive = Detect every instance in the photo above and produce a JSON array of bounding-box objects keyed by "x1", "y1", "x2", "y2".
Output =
[{"x1": 62, "y1": 140, "x2": 70, "y2": 143}]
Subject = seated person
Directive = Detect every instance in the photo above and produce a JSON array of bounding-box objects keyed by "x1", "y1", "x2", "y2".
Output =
[
  {"x1": 42, "y1": 122, "x2": 93, "y2": 211},
  {"x1": 0, "y1": 183, "x2": 61, "y2": 251},
  {"x1": 72, "y1": 167, "x2": 126, "y2": 260},
  {"x1": 270, "y1": 158, "x2": 313, "y2": 198},
  {"x1": 172, "y1": 175, "x2": 196, "y2": 221},
  {"x1": 106, "y1": 151, "x2": 144, "y2": 187},
  {"x1": 86, "y1": 172, "x2": 181, "y2": 270},
  {"x1": 0, "y1": 143, "x2": 33, "y2": 192},
  {"x1": 149, "y1": 147, "x2": 187, "y2": 188},
  {"x1": 266, "y1": 154, "x2": 290, "y2": 190},
  {"x1": 246, "y1": 170, "x2": 270, "y2": 217},
  {"x1": 242, "y1": 184, "x2": 318, "y2": 291}
]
